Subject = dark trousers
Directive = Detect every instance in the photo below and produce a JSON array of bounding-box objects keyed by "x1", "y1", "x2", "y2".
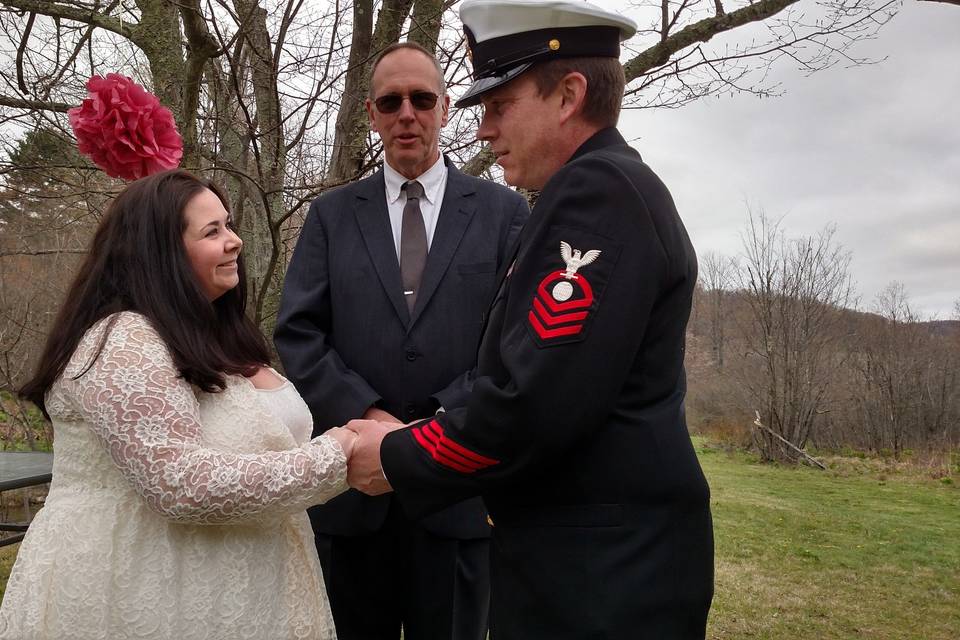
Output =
[{"x1": 314, "y1": 499, "x2": 490, "y2": 640}]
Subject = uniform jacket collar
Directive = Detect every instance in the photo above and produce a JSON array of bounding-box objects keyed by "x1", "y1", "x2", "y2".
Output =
[{"x1": 569, "y1": 127, "x2": 628, "y2": 163}]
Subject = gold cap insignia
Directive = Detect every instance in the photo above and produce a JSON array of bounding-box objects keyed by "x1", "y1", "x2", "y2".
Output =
[{"x1": 549, "y1": 39, "x2": 561, "y2": 51}]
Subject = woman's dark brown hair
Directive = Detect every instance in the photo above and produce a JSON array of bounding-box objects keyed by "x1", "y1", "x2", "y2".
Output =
[{"x1": 20, "y1": 169, "x2": 271, "y2": 414}]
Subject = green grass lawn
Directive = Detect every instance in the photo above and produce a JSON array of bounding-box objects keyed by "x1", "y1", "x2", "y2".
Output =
[
  {"x1": 699, "y1": 440, "x2": 959, "y2": 639},
  {"x1": 1, "y1": 440, "x2": 957, "y2": 638}
]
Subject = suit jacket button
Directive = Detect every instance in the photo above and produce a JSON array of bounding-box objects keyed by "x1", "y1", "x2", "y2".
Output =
[
  {"x1": 405, "y1": 350, "x2": 418, "y2": 361},
  {"x1": 406, "y1": 405, "x2": 417, "y2": 416}
]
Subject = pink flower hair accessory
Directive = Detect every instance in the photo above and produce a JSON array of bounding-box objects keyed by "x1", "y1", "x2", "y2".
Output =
[{"x1": 68, "y1": 73, "x2": 183, "y2": 181}]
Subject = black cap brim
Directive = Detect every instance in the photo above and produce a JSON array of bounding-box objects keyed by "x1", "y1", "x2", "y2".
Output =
[{"x1": 454, "y1": 62, "x2": 533, "y2": 108}]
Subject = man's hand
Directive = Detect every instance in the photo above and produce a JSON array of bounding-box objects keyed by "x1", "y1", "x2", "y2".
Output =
[
  {"x1": 362, "y1": 407, "x2": 403, "y2": 424},
  {"x1": 343, "y1": 419, "x2": 402, "y2": 495}
]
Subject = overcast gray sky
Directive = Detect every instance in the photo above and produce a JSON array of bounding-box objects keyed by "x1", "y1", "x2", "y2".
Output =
[{"x1": 618, "y1": 2, "x2": 959, "y2": 319}]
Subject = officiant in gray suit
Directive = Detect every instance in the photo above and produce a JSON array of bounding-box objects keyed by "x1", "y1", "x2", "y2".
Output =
[{"x1": 274, "y1": 41, "x2": 528, "y2": 640}]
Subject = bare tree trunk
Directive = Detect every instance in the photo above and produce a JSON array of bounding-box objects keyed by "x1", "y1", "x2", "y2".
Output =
[
  {"x1": 328, "y1": 0, "x2": 375, "y2": 184},
  {"x1": 133, "y1": 0, "x2": 187, "y2": 135},
  {"x1": 409, "y1": 0, "x2": 444, "y2": 52},
  {"x1": 230, "y1": 0, "x2": 287, "y2": 336},
  {"x1": 328, "y1": 0, "x2": 415, "y2": 184},
  {"x1": 699, "y1": 252, "x2": 732, "y2": 370}
]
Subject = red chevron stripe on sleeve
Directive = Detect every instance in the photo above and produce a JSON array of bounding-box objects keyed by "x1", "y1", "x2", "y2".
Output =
[
  {"x1": 528, "y1": 311, "x2": 584, "y2": 339},
  {"x1": 411, "y1": 420, "x2": 500, "y2": 473},
  {"x1": 532, "y1": 297, "x2": 589, "y2": 326}
]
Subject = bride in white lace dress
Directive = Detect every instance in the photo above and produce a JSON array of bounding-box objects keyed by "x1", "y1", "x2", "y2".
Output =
[{"x1": 0, "y1": 170, "x2": 355, "y2": 639}]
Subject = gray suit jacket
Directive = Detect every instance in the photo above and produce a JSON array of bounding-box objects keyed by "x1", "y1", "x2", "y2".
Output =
[{"x1": 275, "y1": 158, "x2": 529, "y2": 537}]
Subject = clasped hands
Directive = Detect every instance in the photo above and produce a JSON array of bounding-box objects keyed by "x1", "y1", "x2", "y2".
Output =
[{"x1": 325, "y1": 407, "x2": 407, "y2": 496}]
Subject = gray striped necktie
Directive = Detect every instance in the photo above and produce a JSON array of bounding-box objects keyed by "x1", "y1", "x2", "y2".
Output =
[{"x1": 400, "y1": 180, "x2": 427, "y2": 313}]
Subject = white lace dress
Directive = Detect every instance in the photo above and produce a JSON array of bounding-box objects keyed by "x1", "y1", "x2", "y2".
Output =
[{"x1": 0, "y1": 312, "x2": 346, "y2": 640}]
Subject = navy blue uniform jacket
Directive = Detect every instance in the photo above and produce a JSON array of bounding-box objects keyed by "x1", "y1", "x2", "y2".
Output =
[{"x1": 381, "y1": 129, "x2": 714, "y2": 638}]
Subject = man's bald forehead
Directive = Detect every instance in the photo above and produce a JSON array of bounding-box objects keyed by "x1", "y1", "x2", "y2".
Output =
[{"x1": 369, "y1": 43, "x2": 446, "y2": 96}]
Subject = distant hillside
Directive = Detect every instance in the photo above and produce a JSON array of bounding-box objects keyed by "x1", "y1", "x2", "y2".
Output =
[
  {"x1": 922, "y1": 320, "x2": 960, "y2": 337},
  {"x1": 690, "y1": 288, "x2": 959, "y2": 340}
]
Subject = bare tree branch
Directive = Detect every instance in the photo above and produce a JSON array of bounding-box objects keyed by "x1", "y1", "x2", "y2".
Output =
[
  {"x1": 15, "y1": 10, "x2": 34, "y2": 94},
  {"x1": 0, "y1": 0, "x2": 133, "y2": 39},
  {"x1": 39, "y1": 18, "x2": 98, "y2": 100},
  {"x1": 0, "y1": 95, "x2": 72, "y2": 111},
  {"x1": 625, "y1": 0, "x2": 798, "y2": 82},
  {"x1": 0, "y1": 249, "x2": 87, "y2": 257}
]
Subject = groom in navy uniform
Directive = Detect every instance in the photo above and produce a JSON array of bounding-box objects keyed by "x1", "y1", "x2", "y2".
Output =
[
  {"x1": 346, "y1": 1, "x2": 715, "y2": 638},
  {"x1": 275, "y1": 42, "x2": 528, "y2": 640}
]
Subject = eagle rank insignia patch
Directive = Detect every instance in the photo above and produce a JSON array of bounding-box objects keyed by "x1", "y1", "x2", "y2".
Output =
[{"x1": 527, "y1": 241, "x2": 602, "y2": 345}]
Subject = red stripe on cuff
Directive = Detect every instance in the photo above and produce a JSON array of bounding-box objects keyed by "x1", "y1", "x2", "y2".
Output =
[
  {"x1": 439, "y1": 435, "x2": 499, "y2": 466},
  {"x1": 413, "y1": 425, "x2": 481, "y2": 473},
  {"x1": 412, "y1": 426, "x2": 438, "y2": 456},
  {"x1": 436, "y1": 441, "x2": 485, "y2": 470},
  {"x1": 427, "y1": 420, "x2": 500, "y2": 467},
  {"x1": 434, "y1": 450, "x2": 478, "y2": 474},
  {"x1": 424, "y1": 420, "x2": 443, "y2": 440},
  {"x1": 420, "y1": 423, "x2": 441, "y2": 447}
]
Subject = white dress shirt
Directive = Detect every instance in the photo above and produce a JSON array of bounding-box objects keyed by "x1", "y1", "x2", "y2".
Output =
[{"x1": 383, "y1": 155, "x2": 448, "y2": 261}]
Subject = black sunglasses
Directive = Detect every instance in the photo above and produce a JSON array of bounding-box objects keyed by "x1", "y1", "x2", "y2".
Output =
[{"x1": 373, "y1": 91, "x2": 439, "y2": 114}]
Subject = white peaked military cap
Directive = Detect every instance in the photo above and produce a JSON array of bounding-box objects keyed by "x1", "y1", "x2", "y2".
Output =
[{"x1": 455, "y1": 0, "x2": 637, "y2": 108}]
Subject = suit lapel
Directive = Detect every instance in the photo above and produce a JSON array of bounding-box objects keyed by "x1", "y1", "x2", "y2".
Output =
[
  {"x1": 353, "y1": 170, "x2": 410, "y2": 325},
  {"x1": 409, "y1": 162, "x2": 476, "y2": 328}
]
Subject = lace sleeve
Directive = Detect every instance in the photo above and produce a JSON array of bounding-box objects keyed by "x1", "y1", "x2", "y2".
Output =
[{"x1": 62, "y1": 312, "x2": 348, "y2": 524}]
